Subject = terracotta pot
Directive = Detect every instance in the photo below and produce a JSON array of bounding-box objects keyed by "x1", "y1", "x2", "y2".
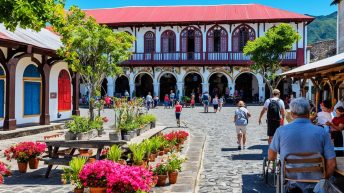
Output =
[
  {"x1": 29, "y1": 157, "x2": 39, "y2": 169},
  {"x1": 74, "y1": 187, "x2": 84, "y2": 193},
  {"x1": 156, "y1": 175, "x2": 168, "y2": 186},
  {"x1": 158, "y1": 151, "x2": 164, "y2": 156},
  {"x1": 89, "y1": 187, "x2": 107, "y2": 193},
  {"x1": 79, "y1": 149, "x2": 92, "y2": 156},
  {"x1": 117, "y1": 159, "x2": 127, "y2": 165},
  {"x1": 168, "y1": 171, "x2": 179, "y2": 184},
  {"x1": 164, "y1": 148, "x2": 171, "y2": 154},
  {"x1": 149, "y1": 154, "x2": 156, "y2": 162},
  {"x1": 17, "y1": 162, "x2": 28, "y2": 173},
  {"x1": 88, "y1": 158, "x2": 96, "y2": 163}
]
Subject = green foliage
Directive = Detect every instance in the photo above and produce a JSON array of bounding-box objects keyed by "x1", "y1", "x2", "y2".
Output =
[
  {"x1": 307, "y1": 12, "x2": 337, "y2": 45},
  {"x1": 243, "y1": 23, "x2": 300, "y2": 89},
  {"x1": 129, "y1": 143, "x2": 146, "y2": 165},
  {"x1": 90, "y1": 116, "x2": 103, "y2": 130},
  {"x1": 137, "y1": 114, "x2": 157, "y2": 126},
  {"x1": 106, "y1": 145, "x2": 123, "y2": 162},
  {"x1": 0, "y1": 0, "x2": 65, "y2": 31},
  {"x1": 183, "y1": 96, "x2": 191, "y2": 102},
  {"x1": 66, "y1": 116, "x2": 103, "y2": 133},
  {"x1": 61, "y1": 157, "x2": 87, "y2": 189},
  {"x1": 167, "y1": 154, "x2": 187, "y2": 173},
  {"x1": 142, "y1": 140, "x2": 153, "y2": 157},
  {"x1": 153, "y1": 163, "x2": 168, "y2": 175},
  {"x1": 54, "y1": 6, "x2": 134, "y2": 120}
]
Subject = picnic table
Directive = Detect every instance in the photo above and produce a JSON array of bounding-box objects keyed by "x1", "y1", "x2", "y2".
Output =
[{"x1": 41, "y1": 140, "x2": 126, "y2": 178}]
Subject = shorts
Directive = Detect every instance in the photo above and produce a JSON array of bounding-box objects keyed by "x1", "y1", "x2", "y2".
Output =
[
  {"x1": 175, "y1": 112, "x2": 181, "y2": 120},
  {"x1": 214, "y1": 104, "x2": 218, "y2": 109},
  {"x1": 267, "y1": 120, "x2": 281, "y2": 137},
  {"x1": 203, "y1": 100, "x2": 209, "y2": 105},
  {"x1": 236, "y1": 125, "x2": 247, "y2": 134}
]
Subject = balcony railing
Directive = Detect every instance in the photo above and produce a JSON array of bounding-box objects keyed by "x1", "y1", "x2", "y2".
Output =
[{"x1": 125, "y1": 51, "x2": 298, "y2": 65}]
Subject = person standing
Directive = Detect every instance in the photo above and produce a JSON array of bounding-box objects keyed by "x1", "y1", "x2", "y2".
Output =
[
  {"x1": 153, "y1": 95, "x2": 159, "y2": 108},
  {"x1": 190, "y1": 94, "x2": 195, "y2": 108},
  {"x1": 202, "y1": 92, "x2": 211, "y2": 113},
  {"x1": 258, "y1": 89, "x2": 285, "y2": 144},
  {"x1": 145, "y1": 92, "x2": 153, "y2": 111},
  {"x1": 212, "y1": 95, "x2": 219, "y2": 113},
  {"x1": 170, "y1": 90, "x2": 176, "y2": 108},
  {"x1": 234, "y1": 101, "x2": 251, "y2": 150},
  {"x1": 327, "y1": 106, "x2": 344, "y2": 156},
  {"x1": 219, "y1": 96, "x2": 224, "y2": 112},
  {"x1": 164, "y1": 94, "x2": 169, "y2": 109},
  {"x1": 175, "y1": 101, "x2": 183, "y2": 127}
]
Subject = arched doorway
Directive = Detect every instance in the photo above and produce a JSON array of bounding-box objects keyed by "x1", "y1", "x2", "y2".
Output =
[
  {"x1": 101, "y1": 78, "x2": 108, "y2": 97},
  {"x1": 159, "y1": 73, "x2": 176, "y2": 99},
  {"x1": 115, "y1": 76, "x2": 130, "y2": 97},
  {"x1": 235, "y1": 73, "x2": 259, "y2": 103},
  {"x1": 209, "y1": 73, "x2": 228, "y2": 98},
  {"x1": 184, "y1": 73, "x2": 202, "y2": 103},
  {"x1": 0, "y1": 65, "x2": 5, "y2": 118},
  {"x1": 58, "y1": 70, "x2": 71, "y2": 111},
  {"x1": 23, "y1": 64, "x2": 41, "y2": 116},
  {"x1": 135, "y1": 73, "x2": 153, "y2": 97}
]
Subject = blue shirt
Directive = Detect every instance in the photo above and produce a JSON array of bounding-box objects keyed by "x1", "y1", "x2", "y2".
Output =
[{"x1": 270, "y1": 118, "x2": 335, "y2": 162}]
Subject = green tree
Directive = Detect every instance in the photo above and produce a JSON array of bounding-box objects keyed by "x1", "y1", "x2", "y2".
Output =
[
  {"x1": 0, "y1": 0, "x2": 65, "y2": 31},
  {"x1": 55, "y1": 6, "x2": 134, "y2": 120},
  {"x1": 243, "y1": 23, "x2": 300, "y2": 95}
]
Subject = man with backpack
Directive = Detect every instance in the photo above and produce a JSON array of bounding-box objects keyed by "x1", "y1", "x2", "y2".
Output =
[
  {"x1": 258, "y1": 89, "x2": 285, "y2": 144},
  {"x1": 202, "y1": 92, "x2": 211, "y2": 113}
]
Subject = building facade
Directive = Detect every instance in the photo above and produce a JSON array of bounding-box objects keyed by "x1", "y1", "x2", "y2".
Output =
[
  {"x1": 85, "y1": 4, "x2": 313, "y2": 102},
  {"x1": 0, "y1": 25, "x2": 79, "y2": 130}
]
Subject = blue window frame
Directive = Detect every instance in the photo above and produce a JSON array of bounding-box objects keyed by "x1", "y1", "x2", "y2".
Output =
[{"x1": 23, "y1": 64, "x2": 41, "y2": 116}]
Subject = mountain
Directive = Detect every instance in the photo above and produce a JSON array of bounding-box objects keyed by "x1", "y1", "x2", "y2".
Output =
[{"x1": 307, "y1": 11, "x2": 337, "y2": 45}]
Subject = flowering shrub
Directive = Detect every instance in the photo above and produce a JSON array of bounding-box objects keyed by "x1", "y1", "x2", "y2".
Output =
[
  {"x1": 4, "y1": 142, "x2": 46, "y2": 163},
  {"x1": 152, "y1": 162, "x2": 168, "y2": 176},
  {"x1": 167, "y1": 153, "x2": 187, "y2": 173},
  {"x1": 0, "y1": 161, "x2": 11, "y2": 184},
  {"x1": 79, "y1": 160, "x2": 156, "y2": 193},
  {"x1": 164, "y1": 130, "x2": 189, "y2": 144}
]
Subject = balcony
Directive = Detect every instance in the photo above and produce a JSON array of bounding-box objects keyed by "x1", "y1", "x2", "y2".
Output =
[{"x1": 122, "y1": 51, "x2": 300, "y2": 66}]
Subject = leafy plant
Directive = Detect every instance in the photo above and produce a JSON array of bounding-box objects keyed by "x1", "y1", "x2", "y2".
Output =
[
  {"x1": 152, "y1": 162, "x2": 168, "y2": 175},
  {"x1": 61, "y1": 157, "x2": 87, "y2": 189},
  {"x1": 129, "y1": 143, "x2": 146, "y2": 165},
  {"x1": 183, "y1": 96, "x2": 191, "y2": 103},
  {"x1": 90, "y1": 116, "x2": 104, "y2": 130},
  {"x1": 106, "y1": 145, "x2": 123, "y2": 162},
  {"x1": 167, "y1": 154, "x2": 187, "y2": 173},
  {"x1": 142, "y1": 140, "x2": 153, "y2": 158},
  {"x1": 66, "y1": 116, "x2": 92, "y2": 134}
]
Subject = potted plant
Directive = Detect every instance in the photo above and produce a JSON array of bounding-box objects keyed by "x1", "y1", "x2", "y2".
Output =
[
  {"x1": 106, "y1": 145, "x2": 125, "y2": 164},
  {"x1": 150, "y1": 137, "x2": 160, "y2": 161},
  {"x1": 142, "y1": 140, "x2": 153, "y2": 163},
  {"x1": 65, "y1": 116, "x2": 96, "y2": 140},
  {"x1": 4, "y1": 142, "x2": 36, "y2": 173},
  {"x1": 61, "y1": 157, "x2": 87, "y2": 193},
  {"x1": 0, "y1": 161, "x2": 12, "y2": 184},
  {"x1": 91, "y1": 116, "x2": 105, "y2": 137},
  {"x1": 166, "y1": 154, "x2": 187, "y2": 184},
  {"x1": 152, "y1": 162, "x2": 168, "y2": 186},
  {"x1": 129, "y1": 143, "x2": 146, "y2": 167},
  {"x1": 28, "y1": 142, "x2": 46, "y2": 169},
  {"x1": 79, "y1": 160, "x2": 113, "y2": 193}
]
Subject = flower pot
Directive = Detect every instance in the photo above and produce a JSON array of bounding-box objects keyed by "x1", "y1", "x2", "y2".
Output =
[
  {"x1": 28, "y1": 157, "x2": 39, "y2": 169},
  {"x1": 97, "y1": 129, "x2": 104, "y2": 137},
  {"x1": 77, "y1": 132, "x2": 90, "y2": 140},
  {"x1": 130, "y1": 130, "x2": 137, "y2": 138},
  {"x1": 74, "y1": 187, "x2": 84, "y2": 193},
  {"x1": 17, "y1": 162, "x2": 28, "y2": 173},
  {"x1": 158, "y1": 151, "x2": 164, "y2": 156},
  {"x1": 79, "y1": 149, "x2": 91, "y2": 156},
  {"x1": 89, "y1": 130, "x2": 98, "y2": 139},
  {"x1": 145, "y1": 124, "x2": 151, "y2": 131},
  {"x1": 123, "y1": 134, "x2": 131, "y2": 141},
  {"x1": 168, "y1": 171, "x2": 178, "y2": 184},
  {"x1": 65, "y1": 131, "x2": 77, "y2": 140},
  {"x1": 136, "y1": 129, "x2": 141, "y2": 136},
  {"x1": 151, "y1": 121, "x2": 156, "y2": 129},
  {"x1": 149, "y1": 153, "x2": 156, "y2": 162},
  {"x1": 88, "y1": 158, "x2": 96, "y2": 163},
  {"x1": 89, "y1": 187, "x2": 106, "y2": 193},
  {"x1": 164, "y1": 148, "x2": 171, "y2": 154},
  {"x1": 157, "y1": 175, "x2": 168, "y2": 186},
  {"x1": 109, "y1": 131, "x2": 121, "y2": 141}
]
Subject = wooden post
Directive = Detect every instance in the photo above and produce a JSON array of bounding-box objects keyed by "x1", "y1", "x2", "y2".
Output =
[
  {"x1": 3, "y1": 58, "x2": 18, "y2": 130},
  {"x1": 72, "y1": 72, "x2": 80, "y2": 116},
  {"x1": 39, "y1": 61, "x2": 51, "y2": 125}
]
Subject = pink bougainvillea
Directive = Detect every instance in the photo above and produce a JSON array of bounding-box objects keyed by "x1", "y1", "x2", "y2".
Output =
[{"x1": 0, "y1": 161, "x2": 12, "y2": 184}]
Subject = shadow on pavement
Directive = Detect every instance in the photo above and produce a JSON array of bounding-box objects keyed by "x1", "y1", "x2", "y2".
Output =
[
  {"x1": 3, "y1": 168, "x2": 64, "y2": 185},
  {"x1": 242, "y1": 174, "x2": 275, "y2": 193},
  {"x1": 248, "y1": 145, "x2": 269, "y2": 157},
  {"x1": 221, "y1": 147, "x2": 239, "y2": 152},
  {"x1": 231, "y1": 154, "x2": 263, "y2": 161}
]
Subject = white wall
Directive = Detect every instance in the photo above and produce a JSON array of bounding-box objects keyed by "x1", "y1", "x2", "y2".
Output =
[{"x1": 49, "y1": 62, "x2": 72, "y2": 121}]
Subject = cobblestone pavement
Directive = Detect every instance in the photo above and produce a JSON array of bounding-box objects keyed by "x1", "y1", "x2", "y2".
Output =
[{"x1": 0, "y1": 105, "x2": 274, "y2": 193}]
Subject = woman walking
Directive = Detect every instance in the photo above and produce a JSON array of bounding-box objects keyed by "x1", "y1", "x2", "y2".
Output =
[
  {"x1": 175, "y1": 101, "x2": 183, "y2": 127},
  {"x1": 213, "y1": 95, "x2": 219, "y2": 113},
  {"x1": 234, "y1": 101, "x2": 251, "y2": 150}
]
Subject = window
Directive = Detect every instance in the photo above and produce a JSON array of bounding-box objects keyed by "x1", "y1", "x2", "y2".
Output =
[
  {"x1": 161, "y1": 30, "x2": 176, "y2": 53},
  {"x1": 180, "y1": 26, "x2": 202, "y2": 53},
  {"x1": 232, "y1": 25, "x2": 256, "y2": 52},
  {"x1": 207, "y1": 26, "x2": 228, "y2": 52},
  {"x1": 144, "y1": 31, "x2": 155, "y2": 53}
]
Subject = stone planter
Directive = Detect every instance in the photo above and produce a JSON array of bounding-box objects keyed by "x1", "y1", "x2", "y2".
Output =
[
  {"x1": 76, "y1": 132, "x2": 90, "y2": 140},
  {"x1": 65, "y1": 131, "x2": 77, "y2": 140},
  {"x1": 136, "y1": 128, "x2": 142, "y2": 136},
  {"x1": 129, "y1": 130, "x2": 137, "y2": 139},
  {"x1": 151, "y1": 121, "x2": 156, "y2": 129},
  {"x1": 144, "y1": 124, "x2": 151, "y2": 132},
  {"x1": 97, "y1": 129, "x2": 104, "y2": 137},
  {"x1": 123, "y1": 134, "x2": 131, "y2": 141},
  {"x1": 89, "y1": 129, "x2": 98, "y2": 138},
  {"x1": 109, "y1": 131, "x2": 121, "y2": 141}
]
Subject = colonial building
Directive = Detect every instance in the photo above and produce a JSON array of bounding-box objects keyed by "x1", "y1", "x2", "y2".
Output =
[
  {"x1": 0, "y1": 24, "x2": 80, "y2": 130},
  {"x1": 85, "y1": 4, "x2": 313, "y2": 102}
]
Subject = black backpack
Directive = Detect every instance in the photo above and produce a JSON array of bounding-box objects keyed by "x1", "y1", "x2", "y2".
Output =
[{"x1": 267, "y1": 99, "x2": 281, "y2": 121}]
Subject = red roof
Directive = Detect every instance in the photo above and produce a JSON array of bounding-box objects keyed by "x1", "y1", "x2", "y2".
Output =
[{"x1": 84, "y1": 4, "x2": 314, "y2": 26}]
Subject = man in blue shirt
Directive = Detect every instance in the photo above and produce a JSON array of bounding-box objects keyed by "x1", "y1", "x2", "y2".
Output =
[{"x1": 269, "y1": 97, "x2": 336, "y2": 192}]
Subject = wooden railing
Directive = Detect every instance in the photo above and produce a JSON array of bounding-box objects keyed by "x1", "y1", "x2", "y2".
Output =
[{"x1": 128, "y1": 51, "x2": 297, "y2": 62}]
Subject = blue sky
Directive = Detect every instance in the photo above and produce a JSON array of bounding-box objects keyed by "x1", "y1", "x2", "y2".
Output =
[{"x1": 66, "y1": 0, "x2": 337, "y2": 16}]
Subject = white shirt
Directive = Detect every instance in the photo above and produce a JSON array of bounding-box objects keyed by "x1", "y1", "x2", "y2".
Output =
[
  {"x1": 146, "y1": 95, "x2": 153, "y2": 102},
  {"x1": 317, "y1": 111, "x2": 333, "y2": 125}
]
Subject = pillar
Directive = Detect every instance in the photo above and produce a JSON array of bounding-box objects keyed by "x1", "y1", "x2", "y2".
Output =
[
  {"x1": 153, "y1": 82, "x2": 160, "y2": 97},
  {"x1": 177, "y1": 82, "x2": 184, "y2": 100},
  {"x1": 129, "y1": 83, "x2": 135, "y2": 98},
  {"x1": 3, "y1": 58, "x2": 18, "y2": 130},
  {"x1": 228, "y1": 83, "x2": 235, "y2": 96},
  {"x1": 39, "y1": 62, "x2": 51, "y2": 125},
  {"x1": 71, "y1": 72, "x2": 80, "y2": 116},
  {"x1": 107, "y1": 77, "x2": 114, "y2": 97},
  {"x1": 202, "y1": 82, "x2": 209, "y2": 93},
  {"x1": 259, "y1": 83, "x2": 265, "y2": 102}
]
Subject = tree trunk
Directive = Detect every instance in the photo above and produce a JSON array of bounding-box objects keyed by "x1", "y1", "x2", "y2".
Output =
[{"x1": 89, "y1": 86, "x2": 95, "y2": 121}]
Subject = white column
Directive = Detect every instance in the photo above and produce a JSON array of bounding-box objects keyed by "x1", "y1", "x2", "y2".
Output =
[
  {"x1": 153, "y1": 82, "x2": 160, "y2": 97},
  {"x1": 129, "y1": 83, "x2": 135, "y2": 98},
  {"x1": 177, "y1": 82, "x2": 184, "y2": 100},
  {"x1": 202, "y1": 82, "x2": 209, "y2": 93},
  {"x1": 107, "y1": 77, "x2": 114, "y2": 97},
  {"x1": 259, "y1": 83, "x2": 265, "y2": 102}
]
